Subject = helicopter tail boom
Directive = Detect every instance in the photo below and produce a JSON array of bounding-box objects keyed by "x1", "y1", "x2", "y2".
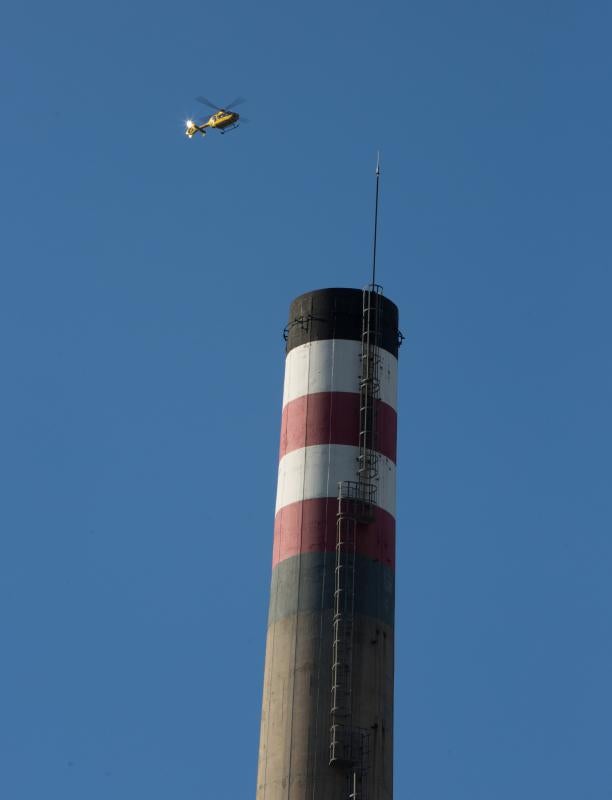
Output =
[{"x1": 185, "y1": 120, "x2": 208, "y2": 138}]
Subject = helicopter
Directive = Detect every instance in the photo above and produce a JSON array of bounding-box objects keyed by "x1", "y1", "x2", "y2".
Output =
[{"x1": 185, "y1": 96, "x2": 246, "y2": 138}]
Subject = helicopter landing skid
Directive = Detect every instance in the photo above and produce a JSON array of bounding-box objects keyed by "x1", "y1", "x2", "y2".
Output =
[{"x1": 219, "y1": 124, "x2": 240, "y2": 135}]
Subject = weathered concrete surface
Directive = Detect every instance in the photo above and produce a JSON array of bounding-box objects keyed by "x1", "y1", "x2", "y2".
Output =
[{"x1": 257, "y1": 610, "x2": 394, "y2": 799}]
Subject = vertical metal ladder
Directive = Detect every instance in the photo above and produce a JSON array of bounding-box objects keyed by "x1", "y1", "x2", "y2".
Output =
[{"x1": 330, "y1": 286, "x2": 383, "y2": 799}]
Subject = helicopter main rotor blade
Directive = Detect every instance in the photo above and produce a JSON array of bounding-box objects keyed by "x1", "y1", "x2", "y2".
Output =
[
  {"x1": 195, "y1": 95, "x2": 221, "y2": 110},
  {"x1": 225, "y1": 96, "x2": 246, "y2": 110}
]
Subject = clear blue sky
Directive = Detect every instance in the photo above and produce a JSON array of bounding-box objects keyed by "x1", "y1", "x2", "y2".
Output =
[{"x1": 1, "y1": 0, "x2": 611, "y2": 797}]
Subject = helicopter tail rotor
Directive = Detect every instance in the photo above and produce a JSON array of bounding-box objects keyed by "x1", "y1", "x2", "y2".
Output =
[{"x1": 185, "y1": 119, "x2": 207, "y2": 138}]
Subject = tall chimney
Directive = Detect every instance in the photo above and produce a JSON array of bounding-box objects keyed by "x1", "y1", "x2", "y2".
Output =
[{"x1": 257, "y1": 287, "x2": 400, "y2": 799}]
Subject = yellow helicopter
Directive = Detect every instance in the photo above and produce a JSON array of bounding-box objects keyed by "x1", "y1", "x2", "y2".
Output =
[{"x1": 185, "y1": 96, "x2": 247, "y2": 138}]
